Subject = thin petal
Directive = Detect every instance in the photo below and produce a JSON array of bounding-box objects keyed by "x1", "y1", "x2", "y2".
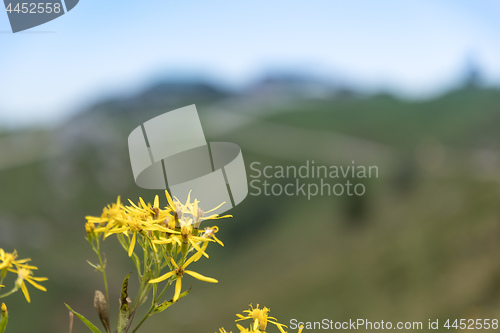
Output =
[
  {"x1": 149, "y1": 270, "x2": 176, "y2": 284},
  {"x1": 184, "y1": 270, "x2": 218, "y2": 283},
  {"x1": 26, "y1": 278, "x2": 47, "y2": 291},
  {"x1": 203, "y1": 202, "x2": 226, "y2": 214},
  {"x1": 193, "y1": 241, "x2": 210, "y2": 262},
  {"x1": 128, "y1": 231, "x2": 136, "y2": 257},
  {"x1": 183, "y1": 254, "x2": 197, "y2": 268},
  {"x1": 189, "y1": 240, "x2": 209, "y2": 259},
  {"x1": 213, "y1": 235, "x2": 224, "y2": 247},
  {"x1": 29, "y1": 276, "x2": 48, "y2": 282},
  {"x1": 173, "y1": 277, "x2": 182, "y2": 302},
  {"x1": 185, "y1": 190, "x2": 192, "y2": 207},
  {"x1": 21, "y1": 281, "x2": 31, "y2": 303},
  {"x1": 165, "y1": 190, "x2": 176, "y2": 209},
  {"x1": 236, "y1": 314, "x2": 249, "y2": 320}
]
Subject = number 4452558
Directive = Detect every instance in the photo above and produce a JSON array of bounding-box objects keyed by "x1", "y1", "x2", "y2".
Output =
[
  {"x1": 444, "y1": 319, "x2": 499, "y2": 330},
  {"x1": 5, "y1": 3, "x2": 62, "y2": 14}
]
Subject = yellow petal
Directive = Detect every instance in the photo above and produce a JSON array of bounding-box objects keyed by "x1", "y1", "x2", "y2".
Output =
[
  {"x1": 173, "y1": 277, "x2": 182, "y2": 302},
  {"x1": 184, "y1": 270, "x2": 218, "y2": 283},
  {"x1": 268, "y1": 321, "x2": 288, "y2": 333},
  {"x1": 203, "y1": 202, "x2": 226, "y2": 214},
  {"x1": 185, "y1": 190, "x2": 192, "y2": 207},
  {"x1": 26, "y1": 278, "x2": 47, "y2": 292},
  {"x1": 189, "y1": 240, "x2": 209, "y2": 259},
  {"x1": 154, "y1": 195, "x2": 159, "y2": 209},
  {"x1": 152, "y1": 238, "x2": 174, "y2": 245},
  {"x1": 236, "y1": 314, "x2": 249, "y2": 320},
  {"x1": 128, "y1": 232, "x2": 136, "y2": 257},
  {"x1": 165, "y1": 190, "x2": 176, "y2": 209},
  {"x1": 193, "y1": 241, "x2": 210, "y2": 262},
  {"x1": 29, "y1": 276, "x2": 48, "y2": 282},
  {"x1": 169, "y1": 257, "x2": 178, "y2": 269},
  {"x1": 149, "y1": 270, "x2": 176, "y2": 284},
  {"x1": 183, "y1": 254, "x2": 197, "y2": 268},
  {"x1": 213, "y1": 235, "x2": 224, "y2": 247},
  {"x1": 128, "y1": 199, "x2": 141, "y2": 210},
  {"x1": 20, "y1": 281, "x2": 31, "y2": 303}
]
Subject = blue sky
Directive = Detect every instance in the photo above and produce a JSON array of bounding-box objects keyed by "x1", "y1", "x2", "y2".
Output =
[{"x1": 1, "y1": 0, "x2": 499, "y2": 126}]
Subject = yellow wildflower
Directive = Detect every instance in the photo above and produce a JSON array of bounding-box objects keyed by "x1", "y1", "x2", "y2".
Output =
[
  {"x1": 236, "y1": 304, "x2": 288, "y2": 333},
  {"x1": 0, "y1": 249, "x2": 36, "y2": 272},
  {"x1": 86, "y1": 196, "x2": 124, "y2": 225},
  {"x1": 154, "y1": 224, "x2": 212, "y2": 258},
  {"x1": 148, "y1": 254, "x2": 218, "y2": 301},
  {"x1": 188, "y1": 198, "x2": 232, "y2": 232},
  {"x1": 202, "y1": 226, "x2": 224, "y2": 246},
  {"x1": 12, "y1": 268, "x2": 48, "y2": 303}
]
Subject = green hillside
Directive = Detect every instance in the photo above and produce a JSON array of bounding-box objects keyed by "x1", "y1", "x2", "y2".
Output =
[{"x1": 1, "y1": 85, "x2": 499, "y2": 332}]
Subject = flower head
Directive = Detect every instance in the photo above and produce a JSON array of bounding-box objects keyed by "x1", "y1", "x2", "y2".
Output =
[
  {"x1": 0, "y1": 249, "x2": 36, "y2": 272},
  {"x1": 13, "y1": 268, "x2": 48, "y2": 303},
  {"x1": 0, "y1": 248, "x2": 47, "y2": 304},
  {"x1": 236, "y1": 304, "x2": 289, "y2": 333},
  {"x1": 148, "y1": 253, "x2": 218, "y2": 302}
]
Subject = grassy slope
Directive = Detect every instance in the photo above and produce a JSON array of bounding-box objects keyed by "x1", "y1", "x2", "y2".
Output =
[{"x1": 1, "y1": 87, "x2": 500, "y2": 332}]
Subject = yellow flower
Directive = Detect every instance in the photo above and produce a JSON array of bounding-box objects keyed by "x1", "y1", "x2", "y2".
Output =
[
  {"x1": 154, "y1": 225, "x2": 212, "y2": 258},
  {"x1": 236, "y1": 304, "x2": 288, "y2": 333},
  {"x1": 0, "y1": 249, "x2": 36, "y2": 272},
  {"x1": 106, "y1": 216, "x2": 177, "y2": 257},
  {"x1": 202, "y1": 226, "x2": 224, "y2": 246},
  {"x1": 86, "y1": 196, "x2": 124, "y2": 224},
  {"x1": 1, "y1": 302, "x2": 6, "y2": 313},
  {"x1": 148, "y1": 254, "x2": 218, "y2": 301},
  {"x1": 85, "y1": 221, "x2": 95, "y2": 234},
  {"x1": 12, "y1": 268, "x2": 48, "y2": 303},
  {"x1": 190, "y1": 198, "x2": 232, "y2": 227}
]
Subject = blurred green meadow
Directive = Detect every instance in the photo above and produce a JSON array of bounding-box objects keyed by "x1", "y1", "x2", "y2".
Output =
[{"x1": 1, "y1": 76, "x2": 500, "y2": 333}]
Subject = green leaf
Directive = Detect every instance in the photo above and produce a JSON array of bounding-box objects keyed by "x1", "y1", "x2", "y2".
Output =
[
  {"x1": 65, "y1": 304, "x2": 103, "y2": 333},
  {"x1": 0, "y1": 310, "x2": 8, "y2": 333},
  {"x1": 117, "y1": 273, "x2": 131, "y2": 333},
  {"x1": 86, "y1": 260, "x2": 100, "y2": 270},
  {"x1": 152, "y1": 288, "x2": 191, "y2": 314}
]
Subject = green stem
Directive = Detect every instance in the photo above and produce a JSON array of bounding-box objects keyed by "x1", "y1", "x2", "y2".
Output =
[
  {"x1": 0, "y1": 287, "x2": 18, "y2": 299},
  {"x1": 132, "y1": 277, "x2": 173, "y2": 333},
  {"x1": 95, "y1": 237, "x2": 110, "y2": 308},
  {"x1": 154, "y1": 280, "x2": 172, "y2": 303},
  {"x1": 131, "y1": 304, "x2": 154, "y2": 333}
]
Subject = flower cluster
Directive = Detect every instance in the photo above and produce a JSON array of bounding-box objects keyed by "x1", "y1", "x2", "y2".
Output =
[
  {"x1": 75, "y1": 190, "x2": 231, "y2": 332},
  {"x1": 219, "y1": 304, "x2": 303, "y2": 333},
  {"x1": 0, "y1": 248, "x2": 47, "y2": 304}
]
